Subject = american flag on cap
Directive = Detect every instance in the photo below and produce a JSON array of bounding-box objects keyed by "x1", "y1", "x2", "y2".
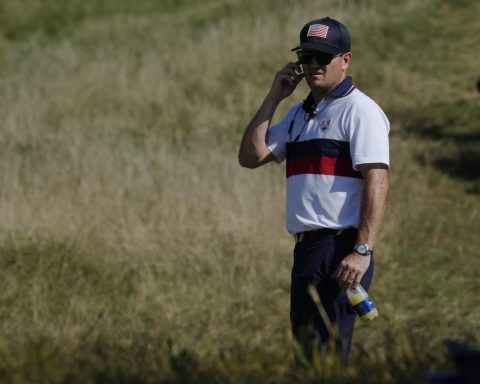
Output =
[{"x1": 307, "y1": 24, "x2": 329, "y2": 38}]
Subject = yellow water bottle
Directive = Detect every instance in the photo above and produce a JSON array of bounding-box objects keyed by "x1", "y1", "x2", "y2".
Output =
[{"x1": 347, "y1": 284, "x2": 378, "y2": 321}]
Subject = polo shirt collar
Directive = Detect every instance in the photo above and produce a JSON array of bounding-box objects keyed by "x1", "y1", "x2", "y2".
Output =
[
  {"x1": 301, "y1": 76, "x2": 355, "y2": 112},
  {"x1": 330, "y1": 76, "x2": 355, "y2": 98}
]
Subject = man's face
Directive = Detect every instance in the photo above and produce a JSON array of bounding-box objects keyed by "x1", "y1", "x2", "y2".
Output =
[{"x1": 297, "y1": 50, "x2": 352, "y2": 93}]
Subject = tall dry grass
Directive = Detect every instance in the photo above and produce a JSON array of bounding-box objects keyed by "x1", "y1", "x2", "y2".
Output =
[{"x1": 0, "y1": 0, "x2": 479, "y2": 382}]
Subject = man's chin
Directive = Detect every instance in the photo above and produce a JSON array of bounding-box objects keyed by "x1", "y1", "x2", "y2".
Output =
[
  {"x1": 307, "y1": 80, "x2": 328, "y2": 90},
  {"x1": 306, "y1": 75, "x2": 327, "y2": 86}
]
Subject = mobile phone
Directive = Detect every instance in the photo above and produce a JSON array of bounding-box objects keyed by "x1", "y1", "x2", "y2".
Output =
[
  {"x1": 294, "y1": 67, "x2": 304, "y2": 76},
  {"x1": 294, "y1": 60, "x2": 303, "y2": 76}
]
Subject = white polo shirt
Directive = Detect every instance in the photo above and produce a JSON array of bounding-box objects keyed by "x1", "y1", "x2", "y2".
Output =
[{"x1": 267, "y1": 76, "x2": 390, "y2": 234}]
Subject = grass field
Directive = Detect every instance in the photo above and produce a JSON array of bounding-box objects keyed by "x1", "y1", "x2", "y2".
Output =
[{"x1": 0, "y1": 0, "x2": 479, "y2": 382}]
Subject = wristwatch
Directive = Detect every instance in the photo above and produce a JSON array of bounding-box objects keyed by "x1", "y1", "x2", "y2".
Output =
[{"x1": 354, "y1": 243, "x2": 373, "y2": 256}]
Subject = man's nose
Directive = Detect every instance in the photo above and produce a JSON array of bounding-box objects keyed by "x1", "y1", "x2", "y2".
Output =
[{"x1": 310, "y1": 58, "x2": 325, "y2": 68}]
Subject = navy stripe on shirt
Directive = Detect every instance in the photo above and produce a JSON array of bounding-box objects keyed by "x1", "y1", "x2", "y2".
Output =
[{"x1": 286, "y1": 138, "x2": 352, "y2": 160}]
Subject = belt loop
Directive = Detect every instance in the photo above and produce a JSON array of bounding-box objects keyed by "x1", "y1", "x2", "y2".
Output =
[
  {"x1": 294, "y1": 233, "x2": 304, "y2": 243},
  {"x1": 336, "y1": 229, "x2": 344, "y2": 235}
]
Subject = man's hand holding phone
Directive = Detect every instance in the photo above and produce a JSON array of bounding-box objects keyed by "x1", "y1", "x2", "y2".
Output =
[{"x1": 269, "y1": 61, "x2": 304, "y2": 102}]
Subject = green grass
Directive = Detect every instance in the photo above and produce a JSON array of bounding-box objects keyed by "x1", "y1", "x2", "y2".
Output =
[
  {"x1": 0, "y1": 0, "x2": 215, "y2": 41},
  {"x1": 0, "y1": 0, "x2": 479, "y2": 382}
]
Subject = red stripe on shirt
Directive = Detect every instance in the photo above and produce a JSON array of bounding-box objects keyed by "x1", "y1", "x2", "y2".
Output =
[{"x1": 286, "y1": 156, "x2": 363, "y2": 179}]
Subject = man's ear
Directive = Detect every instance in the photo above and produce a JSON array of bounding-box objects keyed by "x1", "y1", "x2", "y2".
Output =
[{"x1": 342, "y1": 52, "x2": 352, "y2": 71}]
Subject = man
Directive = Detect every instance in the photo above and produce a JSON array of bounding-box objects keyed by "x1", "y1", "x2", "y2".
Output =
[{"x1": 238, "y1": 17, "x2": 389, "y2": 360}]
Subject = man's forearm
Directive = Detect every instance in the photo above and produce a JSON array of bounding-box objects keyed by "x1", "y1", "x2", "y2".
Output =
[
  {"x1": 356, "y1": 167, "x2": 389, "y2": 249},
  {"x1": 238, "y1": 93, "x2": 281, "y2": 168},
  {"x1": 238, "y1": 61, "x2": 304, "y2": 168}
]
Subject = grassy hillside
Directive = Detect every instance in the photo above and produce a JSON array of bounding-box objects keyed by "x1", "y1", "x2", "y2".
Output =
[{"x1": 0, "y1": 0, "x2": 479, "y2": 382}]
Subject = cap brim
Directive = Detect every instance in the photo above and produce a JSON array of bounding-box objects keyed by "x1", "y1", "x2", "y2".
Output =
[{"x1": 291, "y1": 42, "x2": 343, "y2": 54}]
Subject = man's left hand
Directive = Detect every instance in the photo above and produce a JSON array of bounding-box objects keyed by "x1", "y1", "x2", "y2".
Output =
[{"x1": 331, "y1": 252, "x2": 371, "y2": 291}]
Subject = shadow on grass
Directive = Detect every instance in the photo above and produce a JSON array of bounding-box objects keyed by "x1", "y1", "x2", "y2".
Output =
[
  {"x1": 412, "y1": 125, "x2": 480, "y2": 145},
  {"x1": 405, "y1": 98, "x2": 480, "y2": 191},
  {"x1": 433, "y1": 148, "x2": 480, "y2": 180}
]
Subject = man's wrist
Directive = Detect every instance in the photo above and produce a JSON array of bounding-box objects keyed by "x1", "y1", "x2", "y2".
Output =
[
  {"x1": 353, "y1": 243, "x2": 373, "y2": 256},
  {"x1": 265, "y1": 91, "x2": 285, "y2": 106}
]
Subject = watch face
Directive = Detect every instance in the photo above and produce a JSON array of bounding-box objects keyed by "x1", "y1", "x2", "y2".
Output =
[{"x1": 357, "y1": 244, "x2": 369, "y2": 254}]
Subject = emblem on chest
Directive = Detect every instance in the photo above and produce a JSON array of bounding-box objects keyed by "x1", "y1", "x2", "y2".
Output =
[{"x1": 320, "y1": 119, "x2": 331, "y2": 130}]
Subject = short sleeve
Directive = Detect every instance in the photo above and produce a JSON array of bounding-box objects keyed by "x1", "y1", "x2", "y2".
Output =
[
  {"x1": 347, "y1": 100, "x2": 390, "y2": 170},
  {"x1": 267, "y1": 104, "x2": 301, "y2": 163}
]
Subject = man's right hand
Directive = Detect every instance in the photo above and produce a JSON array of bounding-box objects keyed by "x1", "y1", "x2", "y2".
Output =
[
  {"x1": 269, "y1": 61, "x2": 304, "y2": 101},
  {"x1": 238, "y1": 61, "x2": 303, "y2": 169}
]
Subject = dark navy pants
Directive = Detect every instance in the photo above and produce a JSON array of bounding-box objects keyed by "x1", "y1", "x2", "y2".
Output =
[{"x1": 290, "y1": 230, "x2": 375, "y2": 361}]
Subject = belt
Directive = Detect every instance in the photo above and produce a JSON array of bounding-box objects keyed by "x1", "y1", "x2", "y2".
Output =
[{"x1": 294, "y1": 227, "x2": 357, "y2": 243}]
